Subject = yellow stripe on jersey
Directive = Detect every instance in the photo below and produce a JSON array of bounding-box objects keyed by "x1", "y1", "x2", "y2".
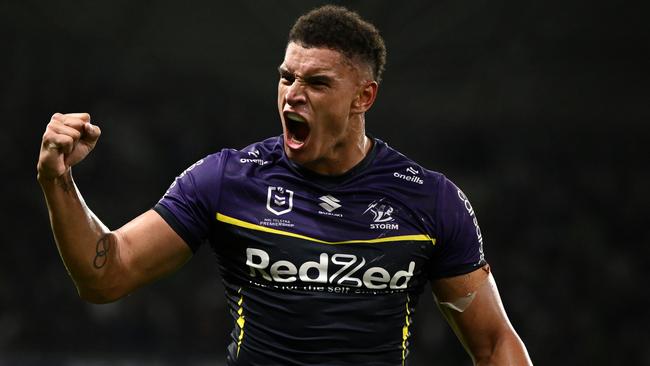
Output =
[
  {"x1": 216, "y1": 212, "x2": 436, "y2": 246},
  {"x1": 236, "y1": 288, "x2": 245, "y2": 357},
  {"x1": 402, "y1": 294, "x2": 412, "y2": 365}
]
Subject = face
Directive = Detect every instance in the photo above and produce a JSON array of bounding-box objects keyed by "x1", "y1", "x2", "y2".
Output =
[{"x1": 278, "y1": 42, "x2": 375, "y2": 175}]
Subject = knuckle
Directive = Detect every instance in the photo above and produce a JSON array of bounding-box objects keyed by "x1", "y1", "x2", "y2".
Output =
[
  {"x1": 70, "y1": 129, "x2": 81, "y2": 139},
  {"x1": 42, "y1": 129, "x2": 57, "y2": 141}
]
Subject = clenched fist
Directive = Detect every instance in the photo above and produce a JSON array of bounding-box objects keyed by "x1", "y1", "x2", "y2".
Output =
[{"x1": 37, "y1": 113, "x2": 101, "y2": 181}]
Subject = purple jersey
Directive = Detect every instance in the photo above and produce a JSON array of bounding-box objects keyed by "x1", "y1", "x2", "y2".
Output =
[{"x1": 155, "y1": 136, "x2": 486, "y2": 365}]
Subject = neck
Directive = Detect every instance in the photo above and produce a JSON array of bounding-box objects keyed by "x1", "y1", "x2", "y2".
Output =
[
  {"x1": 299, "y1": 134, "x2": 372, "y2": 177},
  {"x1": 302, "y1": 125, "x2": 373, "y2": 176}
]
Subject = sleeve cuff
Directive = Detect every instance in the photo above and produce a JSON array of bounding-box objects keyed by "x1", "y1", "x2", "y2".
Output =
[{"x1": 152, "y1": 203, "x2": 202, "y2": 253}]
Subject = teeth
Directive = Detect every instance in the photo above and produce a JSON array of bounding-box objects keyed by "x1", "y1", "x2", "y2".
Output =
[{"x1": 286, "y1": 112, "x2": 306, "y2": 123}]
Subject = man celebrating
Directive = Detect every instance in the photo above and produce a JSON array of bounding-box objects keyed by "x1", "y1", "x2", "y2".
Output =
[{"x1": 38, "y1": 5, "x2": 531, "y2": 365}]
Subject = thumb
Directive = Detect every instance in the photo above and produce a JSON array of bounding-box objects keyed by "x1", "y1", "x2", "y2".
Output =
[{"x1": 82, "y1": 122, "x2": 101, "y2": 144}]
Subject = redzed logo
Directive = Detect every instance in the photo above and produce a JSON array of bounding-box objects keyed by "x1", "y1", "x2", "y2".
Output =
[{"x1": 246, "y1": 248, "x2": 415, "y2": 290}]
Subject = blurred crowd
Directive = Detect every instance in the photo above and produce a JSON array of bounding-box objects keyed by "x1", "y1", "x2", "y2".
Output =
[{"x1": 1, "y1": 1, "x2": 647, "y2": 364}]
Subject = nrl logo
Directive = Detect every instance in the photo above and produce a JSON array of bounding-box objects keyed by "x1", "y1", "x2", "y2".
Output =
[{"x1": 266, "y1": 186, "x2": 294, "y2": 216}]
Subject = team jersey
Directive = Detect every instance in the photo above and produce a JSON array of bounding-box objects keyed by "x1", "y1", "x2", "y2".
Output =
[{"x1": 154, "y1": 136, "x2": 486, "y2": 366}]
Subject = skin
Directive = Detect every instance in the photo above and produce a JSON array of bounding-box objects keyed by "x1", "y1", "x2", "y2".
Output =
[
  {"x1": 38, "y1": 44, "x2": 530, "y2": 364},
  {"x1": 432, "y1": 265, "x2": 532, "y2": 365},
  {"x1": 278, "y1": 42, "x2": 378, "y2": 175},
  {"x1": 38, "y1": 113, "x2": 191, "y2": 303}
]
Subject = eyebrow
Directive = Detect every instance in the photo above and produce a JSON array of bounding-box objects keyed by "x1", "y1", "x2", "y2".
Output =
[
  {"x1": 278, "y1": 66, "x2": 335, "y2": 85},
  {"x1": 278, "y1": 66, "x2": 291, "y2": 77}
]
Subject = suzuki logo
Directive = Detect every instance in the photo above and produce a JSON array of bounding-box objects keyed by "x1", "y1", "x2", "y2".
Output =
[
  {"x1": 319, "y1": 195, "x2": 341, "y2": 213},
  {"x1": 266, "y1": 186, "x2": 294, "y2": 216}
]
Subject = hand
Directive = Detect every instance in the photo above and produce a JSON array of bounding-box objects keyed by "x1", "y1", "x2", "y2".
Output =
[{"x1": 37, "y1": 113, "x2": 101, "y2": 181}]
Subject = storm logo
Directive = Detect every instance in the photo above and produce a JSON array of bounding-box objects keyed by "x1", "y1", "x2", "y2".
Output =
[{"x1": 364, "y1": 199, "x2": 399, "y2": 230}]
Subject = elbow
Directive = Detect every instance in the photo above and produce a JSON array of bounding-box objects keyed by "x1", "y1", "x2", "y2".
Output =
[
  {"x1": 77, "y1": 285, "x2": 126, "y2": 304},
  {"x1": 72, "y1": 269, "x2": 132, "y2": 304}
]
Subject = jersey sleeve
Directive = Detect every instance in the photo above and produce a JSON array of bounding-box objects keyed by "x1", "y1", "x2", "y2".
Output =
[
  {"x1": 153, "y1": 152, "x2": 225, "y2": 253},
  {"x1": 428, "y1": 176, "x2": 487, "y2": 279}
]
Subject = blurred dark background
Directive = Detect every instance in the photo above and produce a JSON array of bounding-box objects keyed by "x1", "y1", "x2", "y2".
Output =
[{"x1": 1, "y1": 0, "x2": 648, "y2": 365}]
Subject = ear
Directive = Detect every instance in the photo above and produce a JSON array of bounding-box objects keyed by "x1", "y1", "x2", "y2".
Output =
[{"x1": 351, "y1": 81, "x2": 379, "y2": 114}]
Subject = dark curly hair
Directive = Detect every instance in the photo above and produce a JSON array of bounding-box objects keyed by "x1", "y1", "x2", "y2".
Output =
[{"x1": 288, "y1": 5, "x2": 387, "y2": 83}]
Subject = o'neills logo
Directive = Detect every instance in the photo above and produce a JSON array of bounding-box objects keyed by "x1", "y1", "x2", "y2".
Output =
[
  {"x1": 239, "y1": 158, "x2": 269, "y2": 165},
  {"x1": 246, "y1": 248, "x2": 415, "y2": 290},
  {"x1": 239, "y1": 149, "x2": 269, "y2": 165},
  {"x1": 393, "y1": 171, "x2": 423, "y2": 184}
]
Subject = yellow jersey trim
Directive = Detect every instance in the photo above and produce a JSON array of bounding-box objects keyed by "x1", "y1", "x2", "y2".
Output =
[
  {"x1": 235, "y1": 288, "x2": 245, "y2": 357},
  {"x1": 216, "y1": 213, "x2": 436, "y2": 246},
  {"x1": 402, "y1": 294, "x2": 412, "y2": 365}
]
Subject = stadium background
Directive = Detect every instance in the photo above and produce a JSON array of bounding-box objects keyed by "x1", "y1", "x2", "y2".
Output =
[{"x1": 1, "y1": 0, "x2": 647, "y2": 364}]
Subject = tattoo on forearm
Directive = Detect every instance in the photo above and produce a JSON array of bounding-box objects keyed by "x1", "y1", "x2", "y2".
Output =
[
  {"x1": 93, "y1": 234, "x2": 114, "y2": 269},
  {"x1": 57, "y1": 174, "x2": 76, "y2": 194}
]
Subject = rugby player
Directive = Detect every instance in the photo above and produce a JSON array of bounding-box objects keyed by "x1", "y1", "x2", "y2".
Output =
[{"x1": 37, "y1": 5, "x2": 532, "y2": 365}]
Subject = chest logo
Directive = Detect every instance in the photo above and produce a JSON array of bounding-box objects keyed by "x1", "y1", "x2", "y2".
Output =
[
  {"x1": 266, "y1": 186, "x2": 294, "y2": 216},
  {"x1": 393, "y1": 166, "x2": 424, "y2": 185},
  {"x1": 319, "y1": 195, "x2": 341, "y2": 212},
  {"x1": 364, "y1": 200, "x2": 394, "y2": 222},
  {"x1": 364, "y1": 199, "x2": 399, "y2": 230}
]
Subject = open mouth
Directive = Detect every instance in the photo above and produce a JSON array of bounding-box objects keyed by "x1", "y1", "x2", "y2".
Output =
[{"x1": 285, "y1": 112, "x2": 310, "y2": 147}]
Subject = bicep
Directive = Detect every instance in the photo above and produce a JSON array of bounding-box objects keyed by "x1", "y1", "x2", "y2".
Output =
[
  {"x1": 114, "y1": 209, "x2": 193, "y2": 295},
  {"x1": 431, "y1": 266, "x2": 518, "y2": 362}
]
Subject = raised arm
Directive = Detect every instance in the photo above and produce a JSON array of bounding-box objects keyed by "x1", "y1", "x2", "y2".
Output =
[
  {"x1": 431, "y1": 265, "x2": 532, "y2": 365},
  {"x1": 37, "y1": 113, "x2": 192, "y2": 304}
]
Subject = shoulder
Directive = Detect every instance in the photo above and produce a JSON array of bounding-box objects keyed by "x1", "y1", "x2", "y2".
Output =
[
  {"x1": 371, "y1": 137, "x2": 448, "y2": 193},
  {"x1": 161, "y1": 137, "x2": 282, "y2": 195},
  {"x1": 369, "y1": 138, "x2": 473, "y2": 224},
  {"x1": 372, "y1": 141, "x2": 487, "y2": 276},
  {"x1": 185, "y1": 136, "x2": 284, "y2": 175},
  {"x1": 227, "y1": 136, "x2": 284, "y2": 164},
  {"x1": 218, "y1": 136, "x2": 285, "y2": 177}
]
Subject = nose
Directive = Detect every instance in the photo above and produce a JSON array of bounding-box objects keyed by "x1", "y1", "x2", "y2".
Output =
[{"x1": 284, "y1": 80, "x2": 306, "y2": 106}]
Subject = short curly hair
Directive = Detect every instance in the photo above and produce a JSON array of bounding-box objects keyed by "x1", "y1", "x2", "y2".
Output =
[{"x1": 288, "y1": 5, "x2": 387, "y2": 83}]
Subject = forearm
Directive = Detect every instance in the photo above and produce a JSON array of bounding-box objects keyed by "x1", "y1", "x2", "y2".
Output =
[
  {"x1": 39, "y1": 169, "x2": 123, "y2": 303},
  {"x1": 474, "y1": 331, "x2": 532, "y2": 366}
]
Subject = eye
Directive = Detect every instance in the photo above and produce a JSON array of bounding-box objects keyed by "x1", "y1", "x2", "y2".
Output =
[
  {"x1": 280, "y1": 72, "x2": 295, "y2": 85},
  {"x1": 307, "y1": 78, "x2": 329, "y2": 89}
]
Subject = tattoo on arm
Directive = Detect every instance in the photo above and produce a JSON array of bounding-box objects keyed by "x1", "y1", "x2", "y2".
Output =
[
  {"x1": 57, "y1": 174, "x2": 76, "y2": 194},
  {"x1": 93, "y1": 234, "x2": 115, "y2": 269}
]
